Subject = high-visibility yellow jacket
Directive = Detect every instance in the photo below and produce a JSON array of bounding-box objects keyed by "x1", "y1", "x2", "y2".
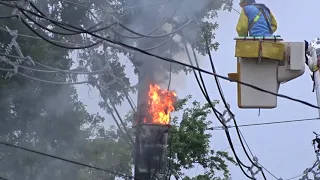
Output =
[{"x1": 236, "y1": 4, "x2": 277, "y2": 37}]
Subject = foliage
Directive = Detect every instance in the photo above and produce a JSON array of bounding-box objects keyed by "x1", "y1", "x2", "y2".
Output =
[{"x1": 168, "y1": 95, "x2": 236, "y2": 179}]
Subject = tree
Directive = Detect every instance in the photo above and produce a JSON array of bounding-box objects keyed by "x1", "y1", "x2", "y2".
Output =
[
  {"x1": 0, "y1": 1, "x2": 102, "y2": 179},
  {"x1": 168, "y1": 95, "x2": 236, "y2": 180},
  {"x1": 0, "y1": 0, "x2": 236, "y2": 179}
]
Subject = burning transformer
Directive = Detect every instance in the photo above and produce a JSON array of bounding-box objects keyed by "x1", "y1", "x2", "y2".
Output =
[{"x1": 133, "y1": 83, "x2": 176, "y2": 178}]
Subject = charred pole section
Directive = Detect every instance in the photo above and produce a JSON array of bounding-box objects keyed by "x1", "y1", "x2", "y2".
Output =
[
  {"x1": 121, "y1": 3, "x2": 178, "y2": 179},
  {"x1": 133, "y1": 53, "x2": 170, "y2": 180}
]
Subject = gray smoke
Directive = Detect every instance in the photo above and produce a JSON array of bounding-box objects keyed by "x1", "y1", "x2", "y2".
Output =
[{"x1": 121, "y1": 0, "x2": 214, "y2": 89}]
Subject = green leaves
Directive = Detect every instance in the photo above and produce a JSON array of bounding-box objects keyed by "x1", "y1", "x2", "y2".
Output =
[{"x1": 168, "y1": 95, "x2": 235, "y2": 179}]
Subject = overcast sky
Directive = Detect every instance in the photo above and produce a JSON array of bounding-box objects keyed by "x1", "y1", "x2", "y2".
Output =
[{"x1": 77, "y1": 0, "x2": 320, "y2": 179}]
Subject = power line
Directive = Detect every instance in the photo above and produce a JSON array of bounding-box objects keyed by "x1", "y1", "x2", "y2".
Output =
[
  {"x1": 193, "y1": 17, "x2": 269, "y2": 179},
  {"x1": 205, "y1": 40, "x2": 269, "y2": 179},
  {"x1": 184, "y1": 40, "x2": 254, "y2": 178},
  {"x1": 0, "y1": 66, "x2": 92, "y2": 85},
  {"x1": 62, "y1": 0, "x2": 170, "y2": 14},
  {"x1": 239, "y1": 130, "x2": 278, "y2": 179},
  {"x1": 215, "y1": 4, "x2": 303, "y2": 180},
  {"x1": 1, "y1": 2, "x2": 316, "y2": 179},
  {"x1": 285, "y1": 174, "x2": 303, "y2": 180},
  {"x1": 0, "y1": 26, "x2": 83, "y2": 45},
  {"x1": 0, "y1": 176, "x2": 8, "y2": 180},
  {"x1": 6, "y1": 2, "x2": 320, "y2": 111},
  {"x1": 209, "y1": 117, "x2": 320, "y2": 130},
  {"x1": 27, "y1": 1, "x2": 186, "y2": 41},
  {"x1": 0, "y1": 52, "x2": 110, "y2": 75},
  {"x1": 0, "y1": 141, "x2": 136, "y2": 179},
  {"x1": 18, "y1": 71, "x2": 91, "y2": 85}
]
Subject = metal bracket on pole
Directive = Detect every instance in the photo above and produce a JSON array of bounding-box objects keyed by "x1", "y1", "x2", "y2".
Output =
[
  {"x1": 220, "y1": 103, "x2": 232, "y2": 130},
  {"x1": 248, "y1": 156, "x2": 262, "y2": 180},
  {"x1": 300, "y1": 152, "x2": 320, "y2": 180},
  {"x1": 0, "y1": 26, "x2": 34, "y2": 79}
]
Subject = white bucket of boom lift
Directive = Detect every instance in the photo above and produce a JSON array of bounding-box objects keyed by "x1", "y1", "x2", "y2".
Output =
[{"x1": 228, "y1": 37, "x2": 305, "y2": 109}]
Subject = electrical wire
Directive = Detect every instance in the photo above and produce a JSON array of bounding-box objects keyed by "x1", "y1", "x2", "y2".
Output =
[
  {"x1": 0, "y1": 26, "x2": 82, "y2": 46},
  {"x1": 0, "y1": 141, "x2": 136, "y2": 179},
  {"x1": 22, "y1": 3, "x2": 183, "y2": 52},
  {"x1": 0, "y1": 176, "x2": 8, "y2": 180},
  {"x1": 209, "y1": 117, "x2": 320, "y2": 130},
  {"x1": 7, "y1": 2, "x2": 320, "y2": 110},
  {"x1": 60, "y1": 0, "x2": 185, "y2": 48},
  {"x1": 22, "y1": 9, "x2": 115, "y2": 36},
  {"x1": 0, "y1": 66, "x2": 92, "y2": 85},
  {"x1": 62, "y1": 0, "x2": 170, "y2": 14},
  {"x1": 239, "y1": 130, "x2": 278, "y2": 179},
  {"x1": 18, "y1": 72, "x2": 91, "y2": 85},
  {"x1": 14, "y1": 14, "x2": 171, "y2": 51},
  {"x1": 31, "y1": 0, "x2": 169, "y2": 40},
  {"x1": 28, "y1": 0, "x2": 186, "y2": 44},
  {"x1": 97, "y1": 84, "x2": 134, "y2": 149},
  {"x1": 192, "y1": 11, "x2": 318, "y2": 180},
  {"x1": 1, "y1": 1, "x2": 319, "y2": 179},
  {"x1": 203, "y1": 40, "x2": 269, "y2": 179},
  {"x1": 192, "y1": 15, "x2": 270, "y2": 178},
  {"x1": 183, "y1": 42, "x2": 254, "y2": 179},
  {"x1": 20, "y1": 16, "x2": 103, "y2": 49},
  {"x1": 115, "y1": 19, "x2": 194, "y2": 39},
  {"x1": 185, "y1": 42, "x2": 249, "y2": 175},
  {"x1": 0, "y1": 0, "x2": 252, "y2": 179},
  {"x1": 285, "y1": 174, "x2": 303, "y2": 180},
  {"x1": 112, "y1": 3, "x2": 182, "y2": 39},
  {"x1": 0, "y1": 14, "x2": 17, "y2": 19},
  {"x1": 94, "y1": 45, "x2": 135, "y2": 147},
  {"x1": 0, "y1": 52, "x2": 110, "y2": 74},
  {"x1": 0, "y1": 53, "x2": 139, "y2": 117},
  {"x1": 29, "y1": 1, "x2": 100, "y2": 34}
]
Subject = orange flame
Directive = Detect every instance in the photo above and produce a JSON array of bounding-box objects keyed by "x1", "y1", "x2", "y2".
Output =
[{"x1": 145, "y1": 84, "x2": 176, "y2": 124}]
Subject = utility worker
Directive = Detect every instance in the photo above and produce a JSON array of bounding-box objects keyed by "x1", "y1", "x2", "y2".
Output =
[{"x1": 236, "y1": 0, "x2": 278, "y2": 37}]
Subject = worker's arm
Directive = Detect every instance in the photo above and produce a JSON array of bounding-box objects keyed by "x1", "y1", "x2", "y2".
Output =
[
  {"x1": 270, "y1": 12, "x2": 277, "y2": 33},
  {"x1": 236, "y1": 9, "x2": 249, "y2": 36}
]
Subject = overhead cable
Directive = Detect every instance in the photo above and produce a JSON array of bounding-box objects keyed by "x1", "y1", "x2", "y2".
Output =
[
  {"x1": 28, "y1": 1, "x2": 101, "y2": 34},
  {"x1": 284, "y1": 174, "x2": 303, "y2": 180},
  {"x1": 209, "y1": 117, "x2": 320, "y2": 130},
  {"x1": 0, "y1": 66, "x2": 91, "y2": 85},
  {"x1": 29, "y1": 1, "x2": 188, "y2": 40},
  {"x1": 15, "y1": 5, "x2": 173, "y2": 51},
  {"x1": 0, "y1": 26, "x2": 82, "y2": 45},
  {"x1": 5, "y1": 2, "x2": 319, "y2": 110},
  {"x1": 96, "y1": 84, "x2": 134, "y2": 148},
  {"x1": 0, "y1": 141, "x2": 136, "y2": 179},
  {"x1": 0, "y1": 175, "x2": 8, "y2": 180},
  {"x1": 62, "y1": 0, "x2": 170, "y2": 14},
  {"x1": 183, "y1": 42, "x2": 254, "y2": 179},
  {"x1": 203, "y1": 40, "x2": 268, "y2": 179},
  {"x1": 112, "y1": 3, "x2": 182, "y2": 39},
  {"x1": 95, "y1": 50, "x2": 134, "y2": 147},
  {"x1": 62, "y1": 0, "x2": 186, "y2": 41}
]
